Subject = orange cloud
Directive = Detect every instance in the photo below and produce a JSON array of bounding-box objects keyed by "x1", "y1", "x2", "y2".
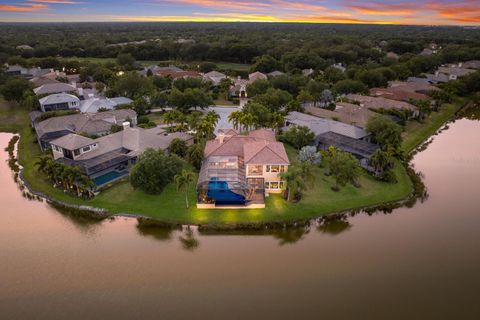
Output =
[
  {"x1": 165, "y1": 0, "x2": 271, "y2": 11},
  {"x1": 346, "y1": 2, "x2": 416, "y2": 16},
  {"x1": 426, "y1": 1, "x2": 480, "y2": 23},
  {"x1": 27, "y1": 0, "x2": 81, "y2": 3},
  {"x1": 0, "y1": 3, "x2": 47, "y2": 11}
]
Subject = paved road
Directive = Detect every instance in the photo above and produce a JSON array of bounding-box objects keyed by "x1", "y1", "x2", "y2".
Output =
[{"x1": 205, "y1": 106, "x2": 241, "y2": 133}]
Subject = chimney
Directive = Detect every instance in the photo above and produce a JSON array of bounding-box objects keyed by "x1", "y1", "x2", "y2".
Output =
[
  {"x1": 217, "y1": 133, "x2": 225, "y2": 144},
  {"x1": 122, "y1": 121, "x2": 131, "y2": 130}
]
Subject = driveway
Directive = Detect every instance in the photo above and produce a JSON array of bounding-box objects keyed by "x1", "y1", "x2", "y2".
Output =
[{"x1": 205, "y1": 106, "x2": 241, "y2": 133}]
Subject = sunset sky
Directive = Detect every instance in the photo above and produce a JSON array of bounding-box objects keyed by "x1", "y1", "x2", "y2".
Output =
[{"x1": 0, "y1": 0, "x2": 479, "y2": 25}]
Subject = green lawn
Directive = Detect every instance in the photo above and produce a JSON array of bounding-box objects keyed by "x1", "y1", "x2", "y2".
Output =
[
  {"x1": 213, "y1": 98, "x2": 239, "y2": 106},
  {"x1": 4, "y1": 96, "x2": 466, "y2": 225},
  {"x1": 147, "y1": 112, "x2": 165, "y2": 125},
  {"x1": 402, "y1": 100, "x2": 464, "y2": 153}
]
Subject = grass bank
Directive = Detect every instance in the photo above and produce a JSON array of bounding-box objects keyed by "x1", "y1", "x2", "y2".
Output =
[{"x1": 402, "y1": 99, "x2": 465, "y2": 154}]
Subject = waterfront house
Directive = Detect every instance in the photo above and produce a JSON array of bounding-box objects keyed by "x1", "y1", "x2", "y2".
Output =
[
  {"x1": 285, "y1": 112, "x2": 379, "y2": 172},
  {"x1": 197, "y1": 129, "x2": 290, "y2": 209},
  {"x1": 305, "y1": 103, "x2": 377, "y2": 129},
  {"x1": 50, "y1": 125, "x2": 193, "y2": 187},
  {"x1": 34, "y1": 109, "x2": 137, "y2": 151},
  {"x1": 346, "y1": 94, "x2": 419, "y2": 117},
  {"x1": 39, "y1": 93, "x2": 81, "y2": 112}
]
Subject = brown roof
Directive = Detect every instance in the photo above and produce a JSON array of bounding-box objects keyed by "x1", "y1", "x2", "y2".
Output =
[
  {"x1": 370, "y1": 88, "x2": 430, "y2": 102},
  {"x1": 204, "y1": 129, "x2": 289, "y2": 165},
  {"x1": 346, "y1": 94, "x2": 417, "y2": 112},
  {"x1": 305, "y1": 104, "x2": 376, "y2": 129}
]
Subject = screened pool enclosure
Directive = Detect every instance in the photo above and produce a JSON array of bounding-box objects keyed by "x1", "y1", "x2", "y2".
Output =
[{"x1": 197, "y1": 156, "x2": 264, "y2": 206}]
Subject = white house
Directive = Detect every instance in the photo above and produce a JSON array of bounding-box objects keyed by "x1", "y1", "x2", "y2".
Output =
[{"x1": 39, "y1": 93, "x2": 81, "y2": 112}]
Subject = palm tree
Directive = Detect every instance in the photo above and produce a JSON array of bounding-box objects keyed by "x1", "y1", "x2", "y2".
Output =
[
  {"x1": 205, "y1": 111, "x2": 220, "y2": 127},
  {"x1": 196, "y1": 119, "x2": 215, "y2": 140},
  {"x1": 77, "y1": 174, "x2": 96, "y2": 198},
  {"x1": 35, "y1": 155, "x2": 52, "y2": 174},
  {"x1": 163, "y1": 111, "x2": 176, "y2": 129},
  {"x1": 280, "y1": 167, "x2": 306, "y2": 202},
  {"x1": 187, "y1": 112, "x2": 202, "y2": 131},
  {"x1": 228, "y1": 110, "x2": 243, "y2": 131},
  {"x1": 240, "y1": 112, "x2": 255, "y2": 132},
  {"x1": 174, "y1": 169, "x2": 196, "y2": 209},
  {"x1": 370, "y1": 149, "x2": 390, "y2": 173}
]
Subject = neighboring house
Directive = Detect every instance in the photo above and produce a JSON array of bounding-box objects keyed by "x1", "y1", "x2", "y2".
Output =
[
  {"x1": 39, "y1": 93, "x2": 81, "y2": 112},
  {"x1": 268, "y1": 70, "x2": 285, "y2": 77},
  {"x1": 420, "y1": 48, "x2": 435, "y2": 56},
  {"x1": 34, "y1": 109, "x2": 137, "y2": 151},
  {"x1": 316, "y1": 132, "x2": 379, "y2": 172},
  {"x1": 16, "y1": 44, "x2": 33, "y2": 51},
  {"x1": 332, "y1": 63, "x2": 346, "y2": 72},
  {"x1": 203, "y1": 71, "x2": 227, "y2": 86},
  {"x1": 6, "y1": 65, "x2": 51, "y2": 79},
  {"x1": 462, "y1": 60, "x2": 480, "y2": 70},
  {"x1": 79, "y1": 97, "x2": 133, "y2": 113},
  {"x1": 30, "y1": 76, "x2": 62, "y2": 88},
  {"x1": 34, "y1": 82, "x2": 77, "y2": 96},
  {"x1": 230, "y1": 78, "x2": 249, "y2": 98},
  {"x1": 139, "y1": 65, "x2": 183, "y2": 77},
  {"x1": 305, "y1": 103, "x2": 378, "y2": 129},
  {"x1": 285, "y1": 111, "x2": 368, "y2": 141},
  {"x1": 248, "y1": 71, "x2": 268, "y2": 83},
  {"x1": 50, "y1": 125, "x2": 193, "y2": 187},
  {"x1": 285, "y1": 112, "x2": 379, "y2": 172},
  {"x1": 302, "y1": 68, "x2": 315, "y2": 77},
  {"x1": 386, "y1": 52, "x2": 400, "y2": 60},
  {"x1": 346, "y1": 94, "x2": 418, "y2": 116},
  {"x1": 424, "y1": 65, "x2": 476, "y2": 83},
  {"x1": 197, "y1": 129, "x2": 290, "y2": 209},
  {"x1": 369, "y1": 87, "x2": 430, "y2": 102}
]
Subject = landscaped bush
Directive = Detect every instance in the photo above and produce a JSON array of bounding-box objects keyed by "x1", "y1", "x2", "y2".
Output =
[{"x1": 130, "y1": 149, "x2": 183, "y2": 194}]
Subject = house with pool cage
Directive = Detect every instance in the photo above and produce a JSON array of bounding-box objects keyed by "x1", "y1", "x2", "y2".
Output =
[
  {"x1": 196, "y1": 129, "x2": 290, "y2": 209},
  {"x1": 49, "y1": 125, "x2": 193, "y2": 188}
]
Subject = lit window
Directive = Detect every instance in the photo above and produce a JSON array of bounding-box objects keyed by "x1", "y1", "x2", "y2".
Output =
[
  {"x1": 270, "y1": 182, "x2": 279, "y2": 189},
  {"x1": 264, "y1": 182, "x2": 270, "y2": 189}
]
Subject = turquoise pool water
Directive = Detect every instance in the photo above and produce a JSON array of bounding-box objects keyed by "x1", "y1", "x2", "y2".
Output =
[{"x1": 93, "y1": 170, "x2": 128, "y2": 186}]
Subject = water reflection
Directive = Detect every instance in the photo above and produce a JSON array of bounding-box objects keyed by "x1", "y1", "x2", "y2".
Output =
[
  {"x1": 50, "y1": 203, "x2": 105, "y2": 235},
  {"x1": 317, "y1": 217, "x2": 352, "y2": 235},
  {"x1": 178, "y1": 227, "x2": 200, "y2": 251}
]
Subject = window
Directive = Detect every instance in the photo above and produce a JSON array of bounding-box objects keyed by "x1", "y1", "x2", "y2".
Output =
[
  {"x1": 265, "y1": 181, "x2": 282, "y2": 189},
  {"x1": 266, "y1": 165, "x2": 285, "y2": 173},
  {"x1": 82, "y1": 146, "x2": 91, "y2": 153},
  {"x1": 248, "y1": 165, "x2": 263, "y2": 175},
  {"x1": 74, "y1": 149, "x2": 80, "y2": 156}
]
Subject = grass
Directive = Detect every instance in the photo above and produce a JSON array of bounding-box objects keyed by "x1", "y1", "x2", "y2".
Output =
[
  {"x1": 213, "y1": 98, "x2": 239, "y2": 106},
  {"x1": 147, "y1": 112, "x2": 165, "y2": 125},
  {"x1": 2, "y1": 96, "x2": 466, "y2": 225},
  {"x1": 402, "y1": 100, "x2": 464, "y2": 153}
]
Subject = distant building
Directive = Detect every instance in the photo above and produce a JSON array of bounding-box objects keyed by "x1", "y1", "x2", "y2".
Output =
[
  {"x1": 302, "y1": 68, "x2": 315, "y2": 77},
  {"x1": 268, "y1": 70, "x2": 285, "y2": 77},
  {"x1": 203, "y1": 71, "x2": 227, "y2": 86},
  {"x1": 248, "y1": 71, "x2": 268, "y2": 83},
  {"x1": 386, "y1": 52, "x2": 400, "y2": 61}
]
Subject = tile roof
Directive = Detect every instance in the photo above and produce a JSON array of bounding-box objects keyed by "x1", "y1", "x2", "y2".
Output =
[
  {"x1": 35, "y1": 109, "x2": 137, "y2": 138},
  {"x1": 34, "y1": 83, "x2": 76, "y2": 95},
  {"x1": 204, "y1": 129, "x2": 289, "y2": 165},
  {"x1": 39, "y1": 93, "x2": 80, "y2": 106},
  {"x1": 286, "y1": 111, "x2": 368, "y2": 139},
  {"x1": 346, "y1": 94, "x2": 417, "y2": 112}
]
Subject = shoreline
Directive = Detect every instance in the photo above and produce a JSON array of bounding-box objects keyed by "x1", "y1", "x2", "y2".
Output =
[{"x1": 2, "y1": 101, "x2": 468, "y2": 230}]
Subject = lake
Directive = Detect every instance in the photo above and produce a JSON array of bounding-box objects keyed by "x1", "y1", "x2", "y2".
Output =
[{"x1": 1, "y1": 116, "x2": 480, "y2": 319}]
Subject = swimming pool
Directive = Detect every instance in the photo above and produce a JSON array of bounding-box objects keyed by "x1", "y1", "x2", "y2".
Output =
[{"x1": 93, "y1": 170, "x2": 128, "y2": 187}]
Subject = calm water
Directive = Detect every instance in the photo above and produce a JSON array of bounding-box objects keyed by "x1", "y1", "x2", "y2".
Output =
[{"x1": 1, "y1": 117, "x2": 480, "y2": 320}]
